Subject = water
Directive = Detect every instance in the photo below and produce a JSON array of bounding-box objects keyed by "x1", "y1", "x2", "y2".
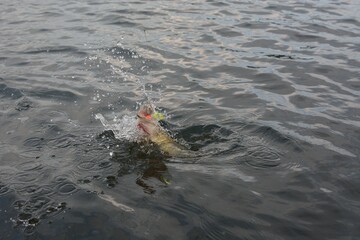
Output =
[{"x1": 1, "y1": 0, "x2": 360, "y2": 239}]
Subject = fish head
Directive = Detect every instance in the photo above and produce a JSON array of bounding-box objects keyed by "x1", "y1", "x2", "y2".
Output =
[{"x1": 136, "y1": 103, "x2": 159, "y2": 136}]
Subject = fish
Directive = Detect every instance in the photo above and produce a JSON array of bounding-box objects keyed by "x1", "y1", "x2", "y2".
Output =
[{"x1": 136, "y1": 103, "x2": 196, "y2": 157}]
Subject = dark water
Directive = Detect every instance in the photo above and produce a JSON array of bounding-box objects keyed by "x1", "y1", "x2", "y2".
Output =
[{"x1": 1, "y1": 0, "x2": 360, "y2": 239}]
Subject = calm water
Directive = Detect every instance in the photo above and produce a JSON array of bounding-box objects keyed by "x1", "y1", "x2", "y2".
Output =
[{"x1": 1, "y1": 0, "x2": 360, "y2": 239}]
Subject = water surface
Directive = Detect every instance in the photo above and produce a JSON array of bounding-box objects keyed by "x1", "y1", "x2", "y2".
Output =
[{"x1": 1, "y1": 0, "x2": 360, "y2": 239}]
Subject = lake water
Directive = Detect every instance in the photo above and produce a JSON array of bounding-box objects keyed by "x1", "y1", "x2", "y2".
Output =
[{"x1": 1, "y1": 0, "x2": 360, "y2": 239}]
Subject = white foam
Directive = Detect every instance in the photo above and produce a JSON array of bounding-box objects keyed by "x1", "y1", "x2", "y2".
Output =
[{"x1": 95, "y1": 113, "x2": 139, "y2": 141}]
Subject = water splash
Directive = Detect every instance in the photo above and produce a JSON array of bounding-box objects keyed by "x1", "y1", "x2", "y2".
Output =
[{"x1": 95, "y1": 113, "x2": 139, "y2": 141}]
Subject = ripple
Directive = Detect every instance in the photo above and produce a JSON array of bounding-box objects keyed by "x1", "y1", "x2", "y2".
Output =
[
  {"x1": 245, "y1": 124, "x2": 296, "y2": 146},
  {"x1": 77, "y1": 161, "x2": 97, "y2": 171},
  {"x1": 289, "y1": 94, "x2": 317, "y2": 108},
  {"x1": 255, "y1": 213, "x2": 308, "y2": 237},
  {"x1": 16, "y1": 185, "x2": 53, "y2": 196},
  {"x1": 168, "y1": 163, "x2": 255, "y2": 182},
  {"x1": 18, "y1": 212, "x2": 32, "y2": 221},
  {"x1": 199, "y1": 213, "x2": 252, "y2": 240},
  {"x1": 244, "y1": 146, "x2": 281, "y2": 168},
  {"x1": 0, "y1": 83, "x2": 24, "y2": 99},
  {"x1": 27, "y1": 88, "x2": 80, "y2": 102},
  {"x1": 0, "y1": 183, "x2": 11, "y2": 195},
  {"x1": 16, "y1": 213, "x2": 40, "y2": 229},
  {"x1": 23, "y1": 46, "x2": 85, "y2": 55},
  {"x1": 15, "y1": 97, "x2": 34, "y2": 111},
  {"x1": 100, "y1": 15, "x2": 138, "y2": 28},
  {"x1": 271, "y1": 189, "x2": 309, "y2": 202},
  {"x1": 213, "y1": 28, "x2": 242, "y2": 37},
  {"x1": 20, "y1": 196, "x2": 52, "y2": 213},
  {"x1": 98, "y1": 161, "x2": 112, "y2": 169},
  {"x1": 13, "y1": 171, "x2": 44, "y2": 183},
  {"x1": 257, "y1": 120, "x2": 356, "y2": 157},
  {"x1": 47, "y1": 134, "x2": 77, "y2": 149},
  {"x1": 76, "y1": 159, "x2": 112, "y2": 171},
  {"x1": 104, "y1": 175, "x2": 117, "y2": 188},
  {"x1": 58, "y1": 183, "x2": 78, "y2": 195},
  {"x1": 0, "y1": 167, "x2": 18, "y2": 181},
  {"x1": 17, "y1": 161, "x2": 43, "y2": 171},
  {"x1": 23, "y1": 137, "x2": 45, "y2": 148}
]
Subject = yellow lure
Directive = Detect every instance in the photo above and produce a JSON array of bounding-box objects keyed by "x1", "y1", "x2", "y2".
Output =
[{"x1": 151, "y1": 111, "x2": 164, "y2": 120}]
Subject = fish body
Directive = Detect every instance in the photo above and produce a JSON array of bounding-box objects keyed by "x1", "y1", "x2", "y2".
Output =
[
  {"x1": 150, "y1": 130, "x2": 194, "y2": 157},
  {"x1": 137, "y1": 104, "x2": 196, "y2": 157}
]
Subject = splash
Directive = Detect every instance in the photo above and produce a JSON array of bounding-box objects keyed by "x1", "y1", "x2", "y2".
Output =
[
  {"x1": 88, "y1": 44, "x2": 167, "y2": 142},
  {"x1": 95, "y1": 112, "x2": 139, "y2": 141}
]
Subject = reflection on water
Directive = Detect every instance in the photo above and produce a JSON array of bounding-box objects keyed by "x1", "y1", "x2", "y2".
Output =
[{"x1": 1, "y1": 0, "x2": 360, "y2": 239}]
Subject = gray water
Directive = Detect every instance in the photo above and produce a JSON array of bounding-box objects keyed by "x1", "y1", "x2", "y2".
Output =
[{"x1": 1, "y1": 0, "x2": 360, "y2": 239}]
